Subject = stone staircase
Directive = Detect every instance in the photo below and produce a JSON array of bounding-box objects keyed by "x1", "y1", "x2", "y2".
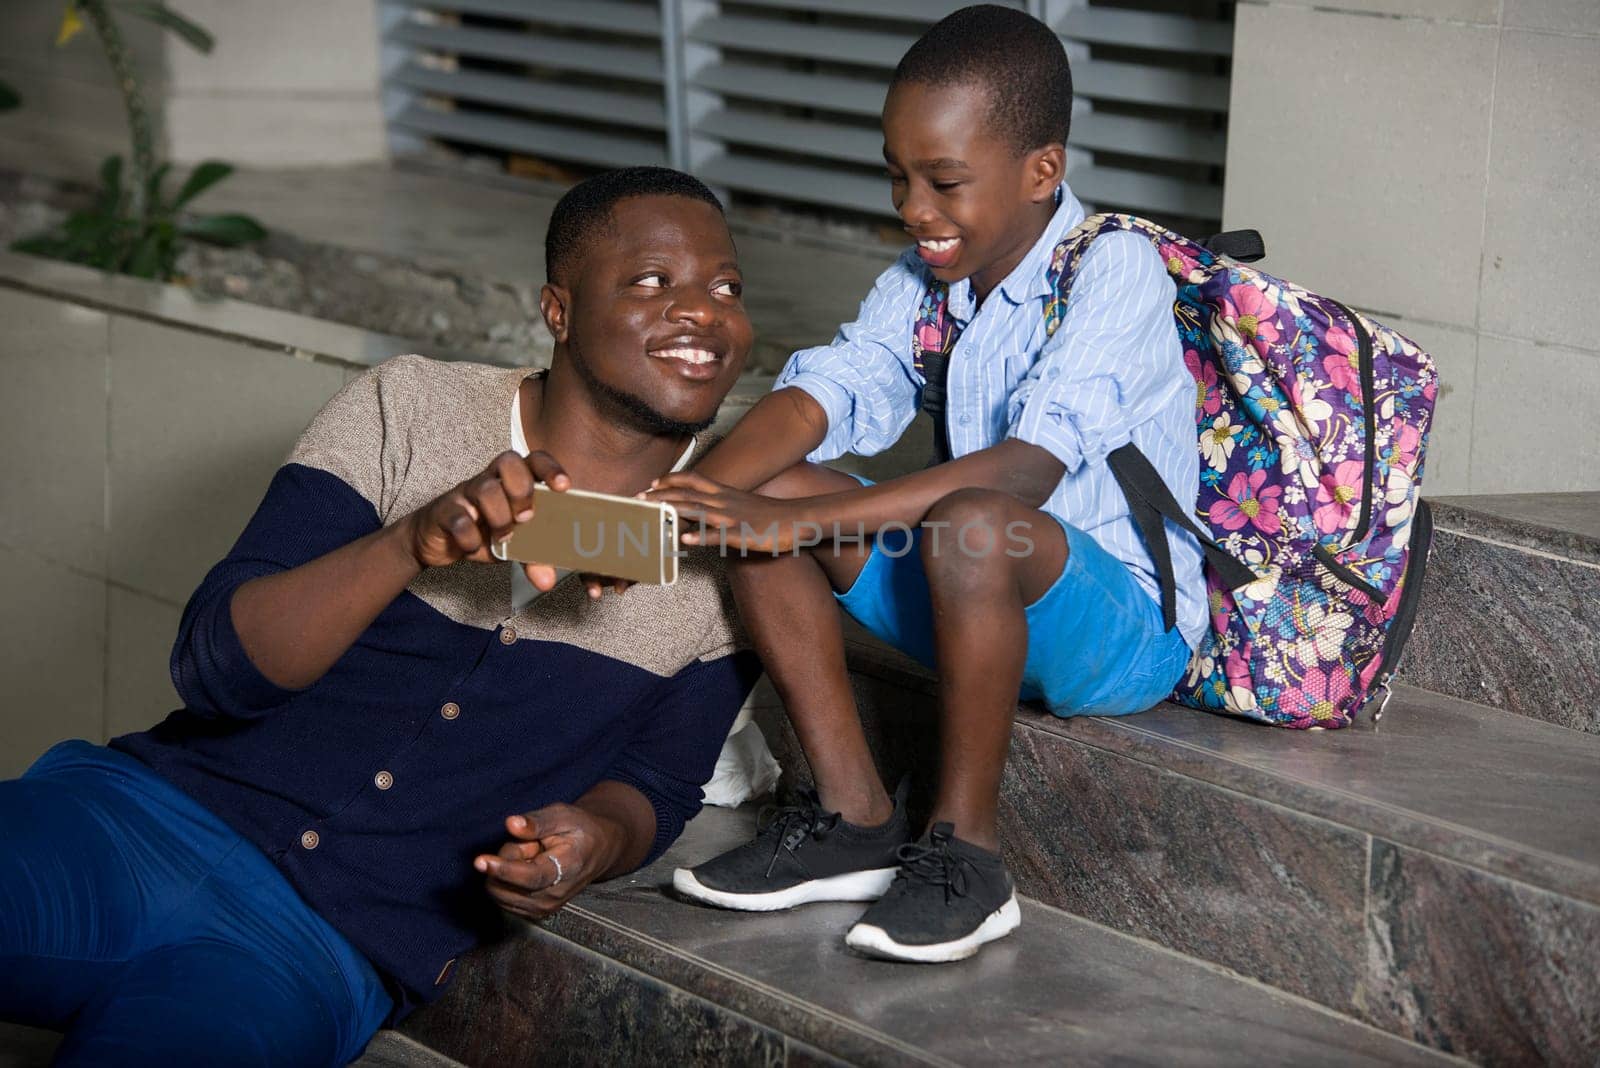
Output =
[{"x1": 394, "y1": 493, "x2": 1599, "y2": 1066}]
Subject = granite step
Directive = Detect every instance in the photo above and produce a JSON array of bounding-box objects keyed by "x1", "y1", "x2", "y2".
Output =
[
  {"x1": 755, "y1": 628, "x2": 1600, "y2": 1065},
  {"x1": 0, "y1": 1023, "x2": 463, "y2": 1067},
  {"x1": 398, "y1": 804, "x2": 1457, "y2": 1068},
  {"x1": 1400, "y1": 492, "x2": 1600, "y2": 734}
]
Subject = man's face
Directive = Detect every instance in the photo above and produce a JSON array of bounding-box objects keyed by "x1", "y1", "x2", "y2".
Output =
[
  {"x1": 882, "y1": 80, "x2": 1058, "y2": 296},
  {"x1": 548, "y1": 195, "x2": 752, "y2": 436}
]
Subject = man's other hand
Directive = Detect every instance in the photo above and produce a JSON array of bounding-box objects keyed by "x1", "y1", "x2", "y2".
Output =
[{"x1": 474, "y1": 803, "x2": 621, "y2": 920}]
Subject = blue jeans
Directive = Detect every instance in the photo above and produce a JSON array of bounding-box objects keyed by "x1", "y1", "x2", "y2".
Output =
[
  {"x1": 838, "y1": 510, "x2": 1192, "y2": 717},
  {"x1": 0, "y1": 741, "x2": 391, "y2": 1066}
]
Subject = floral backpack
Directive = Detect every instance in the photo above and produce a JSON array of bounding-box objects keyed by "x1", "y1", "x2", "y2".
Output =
[{"x1": 911, "y1": 213, "x2": 1437, "y2": 729}]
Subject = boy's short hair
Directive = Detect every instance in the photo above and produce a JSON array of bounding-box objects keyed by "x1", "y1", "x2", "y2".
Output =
[
  {"x1": 890, "y1": 4, "x2": 1073, "y2": 155},
  {"x1": 545, "y1": 166, "x2": 726, "y2": 286}
]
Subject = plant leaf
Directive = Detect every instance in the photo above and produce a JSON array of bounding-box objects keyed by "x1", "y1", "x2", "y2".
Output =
[
  {"x1": 0, "y1": 80, "x2": 20, "y2": 111},
  {"x1": 172, "y1": 160, "x2": 231, "y2": 209},
  {"x1": 145, "y1": 161, "x2": 172, "y2": 211},
  {"x1": 112, "y1": 2, "x2": 214, "y2": 53},
  {"x1": 181, "y1": 212, "x2": 266, "y2": 246},
  {"x1": 95, "y1": 154, "x2": 124, "y2": 214},
  {"x1": 56, "y1": 4, "x2": 85, "y2": 47},
  {"x1": 126, "y1": 231, "x2": 167, "y2": 278}
]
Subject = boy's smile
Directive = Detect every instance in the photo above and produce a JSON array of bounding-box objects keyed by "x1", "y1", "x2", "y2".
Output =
[{"x1": 882, "y1": 80, "x2": 1063, "y2": 302}]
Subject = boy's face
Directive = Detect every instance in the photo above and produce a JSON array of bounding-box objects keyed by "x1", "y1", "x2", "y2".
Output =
[
  {"x1": 544, "y1": 195, "x2": 752, "y2": 434},
  {"x1": 882, "y1": 80, "x2": 1062, "y2": 295}
]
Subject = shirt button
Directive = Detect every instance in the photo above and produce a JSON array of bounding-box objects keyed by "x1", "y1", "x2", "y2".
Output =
[
  {"x1": 300, "y1": 830, "x2": 320, "y2": 850},
  {"x1": 374, "y1": 770, "x2": 394, "y2": 791},
  {"x1": 499, "y1": 626, "x2": 517, "y2": 645},
  {"x1": 440, "y1": 701, "x2": 461, "y2": 720},
  {"x1": 959, "y1": 414, "x2": 973, "y2": 426}
]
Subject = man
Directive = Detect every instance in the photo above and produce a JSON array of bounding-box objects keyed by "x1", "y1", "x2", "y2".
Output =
[{"x1": 0, "y1": 167, "x2": 759, "y2": 1065}]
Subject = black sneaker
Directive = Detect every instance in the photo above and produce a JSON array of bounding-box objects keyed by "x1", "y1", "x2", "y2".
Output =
[
  {"x1": 672, "y1": 784, "x2": 911, "y2": 911},
  {"x1": 844, "y1": 822, "x2": 1020, "y2": 962}
]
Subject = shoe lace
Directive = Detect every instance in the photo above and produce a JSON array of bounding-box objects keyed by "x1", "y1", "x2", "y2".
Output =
[
  {"x1": 892, "y1": 825, "x2": 975, "y2": 904},
  {"x1": 756, "y1": 790, "x2": 841, "y2": 877}
]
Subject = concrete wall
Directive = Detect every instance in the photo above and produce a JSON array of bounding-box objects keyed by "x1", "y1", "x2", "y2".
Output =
[
  {"x1": 0, "y1": 285, "x2": 351, "y2": 777},
  {"x1": 0, "y1": 0, "x2": 385, "y2": 183},
  {"x1": 1223, "y1": 0, "x2": 1600, "y2": 496}
]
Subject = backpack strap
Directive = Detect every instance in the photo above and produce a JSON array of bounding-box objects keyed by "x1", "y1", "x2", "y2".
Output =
[
  {"x1": 1107, "y1": 445, "x2": 1257, "y2": 632},
  {"x1": 912, "y1": 282, "x2": 960, "y2": 464},
  {"x1": 1199, "y1": 229, "x2": 1266, "y2": 263}
]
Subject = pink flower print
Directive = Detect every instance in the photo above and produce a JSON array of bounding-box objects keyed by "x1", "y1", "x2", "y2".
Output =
[
  {"x1": 1227, "y1": 284, "x2": 1282, "y2": 350},
  {"x1": 1394, "y1": 420, "x2": 1423, "y2": 468},
  {"x1": 1279, "y1": 664, "x2": 1349, "y2": 724},
  {"x1": 1314, "y1": 460, "x2": 1366, "y2": 535},
  {"x1": 915, "y1": 321, "x2": 946, "y2": 358},
  {"x1": 1321, "y1": 325, "x2": 1362, "y2": 399},
  {"x1": 1160, "y1": 241, "x2": 1194, "y2": 277},
  {"x1": 1210, "y1": 469, "x2": 1283, "y2": 534},
  {"x1": 1184, "y1": 348, "x2": 1222, "y2": 419}
]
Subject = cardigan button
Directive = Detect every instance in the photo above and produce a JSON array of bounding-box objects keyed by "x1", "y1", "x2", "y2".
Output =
[
  {"x1": 499, "y1": 626, "x2": 517, "y2": 645},
  {"x1": 440, "y1": 702, "x2": 461, "y2": 720},
  {"x1": 300, "y1": 830, "x2": 320, "y2": 850},
  {"x1": 374, "y1": 770, "x2": 394, "y2": 791}
]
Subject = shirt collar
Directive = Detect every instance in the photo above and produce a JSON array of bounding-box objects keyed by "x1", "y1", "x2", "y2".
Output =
[{"x1": 947, "y1": 183, "x2": 1085, "y2": 322}]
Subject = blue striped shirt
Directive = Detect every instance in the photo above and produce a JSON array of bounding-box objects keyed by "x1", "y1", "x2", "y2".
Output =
[{"x1": 776, "y1": 185, "x2": 1207, "y2": 648}]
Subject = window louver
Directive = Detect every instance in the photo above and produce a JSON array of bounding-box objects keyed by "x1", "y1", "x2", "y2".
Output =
[{"x1": 380, "y1": 0, "x2": 1233, "y2": 233}]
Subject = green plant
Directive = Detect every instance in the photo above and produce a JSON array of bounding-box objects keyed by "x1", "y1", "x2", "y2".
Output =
[
  {"x1": 11, "y1": 1, "x2": 265, "y2": 279},
  {"x1": 14, "y1": 155, "x2": 263, "y2": 277}
]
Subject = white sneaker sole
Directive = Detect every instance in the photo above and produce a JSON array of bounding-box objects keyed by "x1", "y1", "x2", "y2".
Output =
[
  {"x1": 672, "y1": 866, "x2": 897, "y2": 912},
  {"x1": 844, "y1": 894, "x2": 1022, "y2": 962}
]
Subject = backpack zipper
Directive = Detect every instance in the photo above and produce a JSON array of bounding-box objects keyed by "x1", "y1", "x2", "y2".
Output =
[{"x1": 1313, "y1": 300, "x2": 1382, "y2": 601}]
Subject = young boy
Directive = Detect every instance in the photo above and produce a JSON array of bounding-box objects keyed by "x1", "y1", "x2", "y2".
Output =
[{"x1": 651, "y1": 5, "x2": 1205, "y2": 962}]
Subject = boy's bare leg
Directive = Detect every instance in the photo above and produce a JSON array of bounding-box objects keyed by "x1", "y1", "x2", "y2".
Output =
[
  {"x1": 729, "y1": 463, "x2": 894, "y2": 827},
  {"x1": 917, "y1": 488, "x2": 1068, "y2": 851}
]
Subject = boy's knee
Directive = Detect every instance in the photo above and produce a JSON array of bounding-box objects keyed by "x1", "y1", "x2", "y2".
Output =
[{"x1": 920, "y1": 489, "x2": 1020, "y2": 576}]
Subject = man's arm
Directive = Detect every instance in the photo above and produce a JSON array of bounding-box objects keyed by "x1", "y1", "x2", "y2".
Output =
[
  {"x1": 228, "y1": 449, "x2": 570, "y2": 690},
  {"x1": 477, "y1": 650, "x2": 764, "y2": 919}
]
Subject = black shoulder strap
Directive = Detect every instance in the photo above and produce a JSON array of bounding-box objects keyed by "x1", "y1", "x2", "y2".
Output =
[
  {"x1": 1107, "y1": 444, "x2": 1256, "y2": 632},
  {"x1": 1200, "y1": 230, "x2": 1266, "y2": 263}
]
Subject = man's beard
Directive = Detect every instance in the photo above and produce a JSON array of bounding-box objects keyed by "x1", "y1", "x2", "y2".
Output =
[{"x1": 567, "y1": 335, "x2": 717, "y2": 438}]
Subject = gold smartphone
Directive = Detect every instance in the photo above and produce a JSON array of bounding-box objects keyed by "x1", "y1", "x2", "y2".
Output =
[{"x1": 490, "y1": 484, "x2": 680, "y2": 585}]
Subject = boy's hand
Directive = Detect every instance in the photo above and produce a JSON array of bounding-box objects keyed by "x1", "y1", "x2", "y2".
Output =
[
  {"x1": 474, "y1": 804, "x2": 620, "y2": 920},
  {"x1": 645, "y1": 472, "x2": 817, "y2": 554},
  {"x1": 399, "y1": 449, "x2": 569, "y2": 591}
]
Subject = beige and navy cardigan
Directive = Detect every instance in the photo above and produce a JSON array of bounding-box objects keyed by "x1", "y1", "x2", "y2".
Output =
[{"x1": 116, "y1": 355, "x2": 758, "y2": 1018}]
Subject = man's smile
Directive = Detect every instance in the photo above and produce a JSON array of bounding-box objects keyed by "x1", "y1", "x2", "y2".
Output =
[{"x1": 648, "y1": 335, "x2": 728, "y2": 380}]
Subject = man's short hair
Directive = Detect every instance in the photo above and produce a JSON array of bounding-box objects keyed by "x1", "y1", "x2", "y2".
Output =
[
  {"x1": 890, "y1": 4, "x2": 1073, "y2": 155},
  {"x1": 545, "y1": 166, "x2": 726, "y2": 286}
]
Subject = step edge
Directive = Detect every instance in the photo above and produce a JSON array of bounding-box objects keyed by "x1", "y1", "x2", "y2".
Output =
[
  {"x1": 538, "y1": 889, "x2": 1461, "y2": 1068},
  {"x1": 542, "y1": 905, "x2": 959, "y2": 1068},
  {"x1": 844, "y1": 639, "x2": 1600, "y2": 907},
  {"x1": 1428, "y1": 496, "x2": 1600, "y2": 569}
]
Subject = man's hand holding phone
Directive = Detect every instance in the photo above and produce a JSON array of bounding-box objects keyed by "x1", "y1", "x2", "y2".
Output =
[{"x1": 400, "y1": 449, "x2": 571, "y2": 593}]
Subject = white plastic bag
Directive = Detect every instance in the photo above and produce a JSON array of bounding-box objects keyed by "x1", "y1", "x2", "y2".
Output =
[{"x1": 701, "y1": 705, "x2": 780, "y2": 808}]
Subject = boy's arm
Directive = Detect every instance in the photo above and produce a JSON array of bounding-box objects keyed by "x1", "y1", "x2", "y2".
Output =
[
  {"x1": 654, "y1": 232, "x2": 1183, "y2": 550},
  {"x1": 692, "y1": 386, "x2": 829, "y2": 490},
  {"x1": 652, "y1": 438, "x2": 1064, "y2": 552},
  {"x1": 695, "y1": 254, "x2": 927, "y2": 491}
]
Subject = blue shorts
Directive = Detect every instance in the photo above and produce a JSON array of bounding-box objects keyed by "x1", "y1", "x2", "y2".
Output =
[
  {"x1": 837, "y1": 498, "x2": 1192, "y2": 718},
  {"x1": 1, "y1": 741, "x2": 392, "y2": 1066}
]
